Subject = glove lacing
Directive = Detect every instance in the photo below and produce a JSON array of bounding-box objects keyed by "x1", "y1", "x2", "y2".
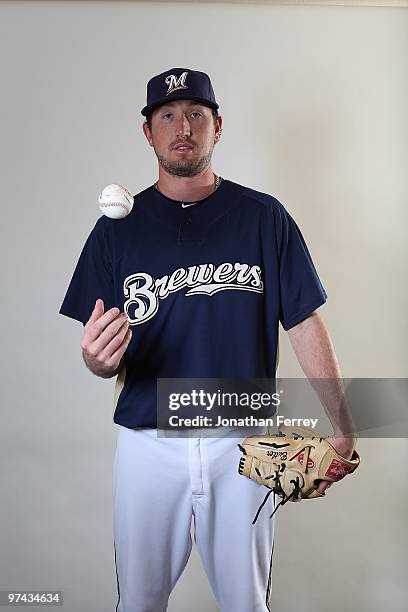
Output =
[
  {"x1": 251, "y1": 463, "x2": 302, "y2": 524},
  {"x1": 244, "y1": 431, "x2": 324, "y2": 523}
]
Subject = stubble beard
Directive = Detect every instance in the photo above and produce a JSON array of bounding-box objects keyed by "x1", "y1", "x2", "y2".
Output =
[{"x1": 154, "y1": 143, "x2": 215, "y2": 178}]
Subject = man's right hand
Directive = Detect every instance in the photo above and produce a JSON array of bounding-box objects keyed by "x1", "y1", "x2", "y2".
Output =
[{"x1": 80, "y1": 299, "x2": 132, "y2": 378}]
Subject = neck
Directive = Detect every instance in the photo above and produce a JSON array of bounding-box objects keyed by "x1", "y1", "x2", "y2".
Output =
[{"x1": 155, "y1": 167, "x2": 217, "y2": 202}]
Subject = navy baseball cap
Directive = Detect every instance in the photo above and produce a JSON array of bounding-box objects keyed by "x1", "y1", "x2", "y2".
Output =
[{"x1": 141, "y1": 68, "x2": 219, "y2": 117}]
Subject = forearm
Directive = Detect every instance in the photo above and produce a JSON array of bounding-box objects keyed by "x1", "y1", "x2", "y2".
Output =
[{"x1": 287, "y1": 311, "x2": 356, "y2": 439}]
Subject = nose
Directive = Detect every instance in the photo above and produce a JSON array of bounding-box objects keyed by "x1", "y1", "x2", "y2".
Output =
[{"x1": 176, "y1": 114, "x2": 191, "y2": 138}]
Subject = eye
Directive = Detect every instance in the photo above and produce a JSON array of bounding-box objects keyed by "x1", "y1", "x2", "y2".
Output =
[
  {"x1": 162, "y1": 112, "x2": 172, "y2": 120},
  {"x1": 190, "y1": 111, "x2": 203, "y2": 118}
]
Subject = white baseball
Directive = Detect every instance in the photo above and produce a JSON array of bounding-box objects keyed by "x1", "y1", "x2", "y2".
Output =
[{"x1": 98, "y1": 184, "x2": 134, "y2": 219}]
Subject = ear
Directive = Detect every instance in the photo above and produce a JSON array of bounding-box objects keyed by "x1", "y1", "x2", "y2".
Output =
[
  {"x1": 142, "y1": 121, "x2": 153, "y2": 147},
  {"x1": 215, "y1": 115, "x2": 223, "y2": 143}
]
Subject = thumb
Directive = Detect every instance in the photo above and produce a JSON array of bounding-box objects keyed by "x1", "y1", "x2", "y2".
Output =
[{"x1": 89, "y1": 298, "x2": 105, "y2": 323}]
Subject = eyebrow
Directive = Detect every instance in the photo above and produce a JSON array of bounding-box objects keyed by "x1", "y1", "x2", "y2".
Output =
[{"x1": 159, "y1": 101, "x2": 207, "y2": 111}]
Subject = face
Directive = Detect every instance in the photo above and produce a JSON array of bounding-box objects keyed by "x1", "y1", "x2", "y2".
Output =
[{"x1": 143, "y1": 100, "x2": 222, "y2": 177}]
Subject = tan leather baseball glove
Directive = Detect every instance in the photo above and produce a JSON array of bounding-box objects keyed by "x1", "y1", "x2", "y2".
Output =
[{"x1": 238, "y1": 425, "x2": 360, "y2": 522}]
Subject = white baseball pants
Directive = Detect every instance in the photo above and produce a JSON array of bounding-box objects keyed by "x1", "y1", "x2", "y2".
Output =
[{"x1": 113, "y1": 426, "x2": 275, "y2": 612}]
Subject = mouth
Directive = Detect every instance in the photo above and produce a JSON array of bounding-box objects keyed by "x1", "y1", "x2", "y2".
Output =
[{"x1": 173, "y1": 144, "x2": 194, "y2": 152}]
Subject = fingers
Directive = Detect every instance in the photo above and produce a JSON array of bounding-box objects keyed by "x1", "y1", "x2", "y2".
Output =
[
  {"x1": 85, "y1": 312, "x2": 129, "y2": 355},
  {"x1": 84, "y1": 304, "x2": 122, "y2": 343},
  {"x1": 102, "y1": 316, "x2": 131, "y2": 361},
  {"x1": 107, "y1": 328, "x2": 133, "y2": 368},
  {"x1": 80, "y1": 300, "x2": 133, "y2": 377},
  {"x1": 315, "y1": 480, "x2": 332, "y2": 495}
]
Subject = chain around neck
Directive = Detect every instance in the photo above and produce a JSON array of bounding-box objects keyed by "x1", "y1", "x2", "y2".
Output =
[{"x1": 154, "y1": 173, "x2": 222, "y2": 201}]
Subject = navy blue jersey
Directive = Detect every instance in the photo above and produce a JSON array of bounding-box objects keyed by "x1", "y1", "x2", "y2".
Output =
[{"x1": 59, "y1": 179, "x2": 327, "y2": 428}]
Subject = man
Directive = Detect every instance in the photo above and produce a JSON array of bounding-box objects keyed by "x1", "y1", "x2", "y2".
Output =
[{"x1": 60, "y1": 68, "x2": 355, "y2": 612}]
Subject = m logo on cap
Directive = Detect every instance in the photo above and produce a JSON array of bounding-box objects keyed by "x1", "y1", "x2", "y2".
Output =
[{"x1": 165, "y1": 71, "x2": 188, "y2": 95}]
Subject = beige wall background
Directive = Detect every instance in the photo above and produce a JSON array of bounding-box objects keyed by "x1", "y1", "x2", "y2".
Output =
[{"x1": 0, "y1": 1, "x2": 406, "y2": 611}]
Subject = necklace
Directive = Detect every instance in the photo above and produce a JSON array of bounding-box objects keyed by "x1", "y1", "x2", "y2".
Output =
[{"x1": 154, "y1": 173, "x2": 222, "y2": 204}]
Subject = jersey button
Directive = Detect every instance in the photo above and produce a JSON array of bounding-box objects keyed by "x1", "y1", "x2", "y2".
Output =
[{"x1": 186, "y1": 217, "x2": 192, "y2": 225}]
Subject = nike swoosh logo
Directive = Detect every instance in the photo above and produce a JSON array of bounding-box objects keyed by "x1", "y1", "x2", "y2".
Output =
[{"x1": 181, "y1": 202, "x2": 197, "y2": 208}]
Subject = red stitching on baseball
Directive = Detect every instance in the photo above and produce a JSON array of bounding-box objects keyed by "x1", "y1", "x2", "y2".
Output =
[
  {"x1": 100, "y1": 202, "x2": 129, "y2": 209},
  {"x1": 118, "y1": 185, "x2": 132, "y2": 196}
]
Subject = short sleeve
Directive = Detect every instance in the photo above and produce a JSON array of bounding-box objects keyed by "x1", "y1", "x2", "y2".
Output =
[
  {"x1": 59, "y1": 218, "x2": 116, "y2": 325},
  {"x1": 274, "y1": 203, "x2": 327, "y2": 331}
]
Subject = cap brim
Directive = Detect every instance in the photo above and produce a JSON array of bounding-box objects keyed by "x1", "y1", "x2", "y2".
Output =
[{"x1": 141, "y1": 97, "x2": 219, "y2": 117}]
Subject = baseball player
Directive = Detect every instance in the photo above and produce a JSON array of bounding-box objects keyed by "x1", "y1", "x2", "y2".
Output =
[{"x1": 59, "y1": 68, "x2": 356, "y2": 612}]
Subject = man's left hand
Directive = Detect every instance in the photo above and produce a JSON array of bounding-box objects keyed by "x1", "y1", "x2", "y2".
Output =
[{"x1": 315, "y1": 436, "x2": 357, "y2": 495}]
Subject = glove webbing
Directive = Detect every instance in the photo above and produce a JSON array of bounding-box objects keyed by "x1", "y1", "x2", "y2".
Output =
[{"x1": 238, "y1": 440, "x2": 308, "y2": 523}]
